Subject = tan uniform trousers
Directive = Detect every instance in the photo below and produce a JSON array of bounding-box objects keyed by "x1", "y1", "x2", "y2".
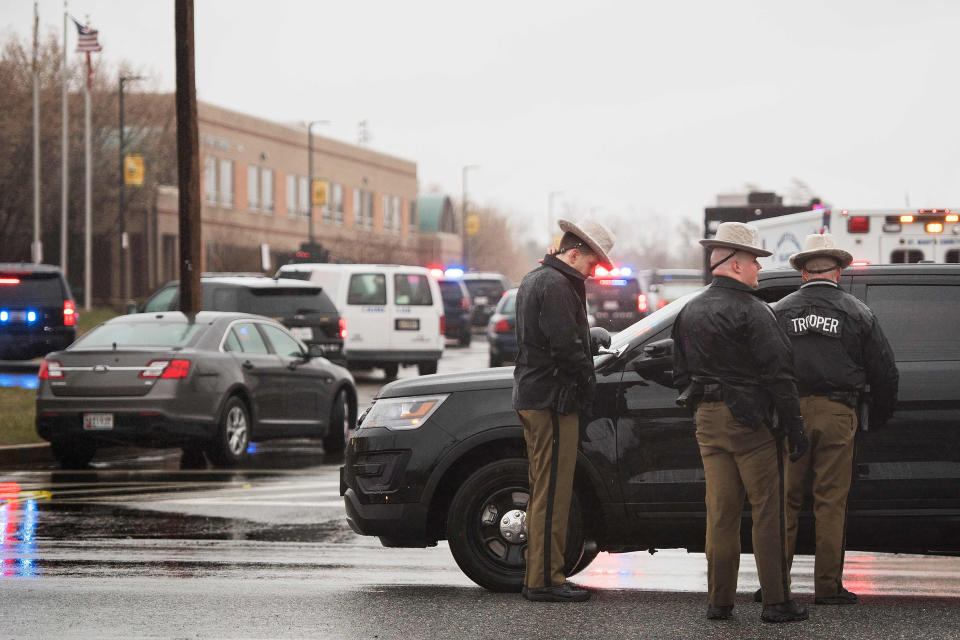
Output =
[
  {"x1": 785, "y1": 396, "x2": 857, "y2": 598},
  {"x1": 695, "y1": 401, "x2": 790, "y2": 607},
  {"x1": 517, "y1": 408, "x2": 578, "y2": 589}
]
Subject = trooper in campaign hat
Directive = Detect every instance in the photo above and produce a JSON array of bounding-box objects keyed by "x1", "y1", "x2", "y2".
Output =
[
  {"x1": 771, "y1": 233, "x2": 898, "y2": 606},
  {"x1": 513, "y1": 216, "x2": 613, "y2": 603},
  {"x1": 674, "y1": 220, "x2": 810, "y2": 623}
]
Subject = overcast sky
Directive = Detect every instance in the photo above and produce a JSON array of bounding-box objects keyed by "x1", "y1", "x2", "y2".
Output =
[{"x1": 4, "y1": 0, "x2": 960, "y2": 250}]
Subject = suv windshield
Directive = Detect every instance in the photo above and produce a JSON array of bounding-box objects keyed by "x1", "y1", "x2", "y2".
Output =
[
  {"x1": 0, "y1": 273, "x2": 63, "y2": 305},
  {"x1": 73, "y1": 321, "x2": 205, "y2": 349}
]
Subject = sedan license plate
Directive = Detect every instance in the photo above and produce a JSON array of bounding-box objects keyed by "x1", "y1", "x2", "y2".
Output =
[
  {"x1": 289, "y1": 327, "x2": 313, "y2": 340},
  {"x1": 603, "y1": 300, "x2": 619, "y2": 310},
  {"x1": 83, "y1": 413, "x2": 114, "y2": 430},
  {"x1": 474, "y1": 296, "x2": 489, "y2": 306},
  {"x1": 395, "y1": 318, "x2": 420, "y2": 331}
]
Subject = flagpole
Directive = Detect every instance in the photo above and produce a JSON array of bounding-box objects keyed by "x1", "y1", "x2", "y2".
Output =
[
  {"x1": 84, "y1": 49, "x2": 92, "y2": 311},
  {"x1": 32, "y1": 0, "x2": 42, "y2": 264},
  {"x1": 61, "y1": 1, "x2": 69, "y2": 274}
]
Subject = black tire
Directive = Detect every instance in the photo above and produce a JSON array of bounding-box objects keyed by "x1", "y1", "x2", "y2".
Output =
[
  {"x1": 382, "y1": 363, "x2": 399, "y2": 379},
  {"x1": 447, "y1": 459, "x2": 584, "y2": 593},
  {"x1": 458, "y1": 327, "x2": 472, "y2": 347},
  {"x1": 417, "y1": 360, "x2": 438, "y2": 376},
  {"x1": 322, "y1": 388, "x2": 351, "y2": 454},
  {"x1": 50, "y1": 439, "x2": 96, "y2": 469},
  {"x1": 206, "y1": 396, "x2": 250, "y2": 467}
]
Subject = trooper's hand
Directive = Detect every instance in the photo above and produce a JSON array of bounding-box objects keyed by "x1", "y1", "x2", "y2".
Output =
[{"x1": 788, "y1": 427, "x2": 809, "y2": 462}]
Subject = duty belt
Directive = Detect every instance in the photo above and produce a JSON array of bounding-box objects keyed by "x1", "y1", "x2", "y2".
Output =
[
  {"x1": 701, "y1": 383, "x2": 723, "y2": 402},
  {"x1": 804, "y1": 390, "x2": 858, "y2": 408}
]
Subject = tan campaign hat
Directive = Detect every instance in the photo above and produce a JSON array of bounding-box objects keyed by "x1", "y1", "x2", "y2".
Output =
[
  {"x1": 789, "y1": 233, "x2": 853, "y2": 270},
  {"x1": 699, "y1": 221, "x2": 772, "y2": 257},
  {"x1": 558, "y1": 218, "x2": 615, "y2": 269}
]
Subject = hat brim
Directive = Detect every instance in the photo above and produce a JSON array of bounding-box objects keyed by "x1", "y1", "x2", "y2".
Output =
[
  {"x1": 788, "y1": 248, "x2": 853, "y2": 270},
  {"x1": 558, "y1": 219, "x2": 614, "y2": 269},
  {"x1": 699, "y1": 238, "x2": 772, "y2": 257}
]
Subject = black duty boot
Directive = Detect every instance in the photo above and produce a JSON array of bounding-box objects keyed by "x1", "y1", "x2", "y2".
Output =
[
  {"x1": 706, "y1": 604, "x2": 734, "y2": 620},
  {"x1": 753, "y1": 588, "x2": 762, "y2": 603},
  {"x1": 522, "y1": 582, "x2": 591, "y2": 603},
  {"x1": 815, "y1": 586, "x2": 858, "y2": 605},
  {"x1": 761, "y1": 600, "x2": 809, "y2": 623}
]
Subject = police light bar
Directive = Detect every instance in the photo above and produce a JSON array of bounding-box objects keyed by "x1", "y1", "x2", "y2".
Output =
[
  {"x1": 429, "y1": 268, "x2": 444, "y2": 278},
  {"x1": 597, "y1": 279, "x2": 627, "y2": 286},
  {"x1": 919, "y1": 208, "x2": 952, "y2": 215},
  {"x1": 444, "y1": 267, "x2": 465, "y2": 279},
  {"x1": 0, "y1": 278, "x2": 20, "y2": 285}
]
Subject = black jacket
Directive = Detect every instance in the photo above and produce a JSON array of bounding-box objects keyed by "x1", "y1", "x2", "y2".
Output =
[
  {"x1": 672, "y1": 276, "x2": 804, "y2": 434},
  {"x1": 772, "y1": 279, "x2": 899, "y2": 428},
  {"x1": 512, "y1": 254, "x2": 594, "y2": 411}
]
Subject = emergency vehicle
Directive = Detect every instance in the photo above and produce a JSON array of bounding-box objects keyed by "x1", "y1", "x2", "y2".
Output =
[
  {"x1": 585, "y1": 265, "x2": 645, "y2": 331},
  {"x1": 752, "y1": 207, "x2": 960, "y2": 267}
]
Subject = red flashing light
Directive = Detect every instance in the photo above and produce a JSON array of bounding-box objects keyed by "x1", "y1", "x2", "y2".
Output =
[
  {"x1": 847, "y1": 216, "x2": 870, "y2": 233},
  {"x1": 0, "y1": 278, "x2": 20, "y2": 285},
  {"x1": 38, "y1": 360, "x2": 64, "y2": 380},
  {"x1": 594, "y1": 266, "x2": 609, "y2": 277},
  {"x1": 851, "y1": 260, "x2": 870, "y2": 267},
  {"x1": 339, "y1": 317, "x2": 347, "y2": 339},
  {"x1": 919, "y1": 208, "x2": 951, "y2": 215},
  {"x1": 494, "y1": 318, "x2": 511, "y2": 333},
  {"x1": 429, "y1": 268, "x2": 444, "y2": 278},
  {"x1": 637, "y1": 293, "x2": 648, "y2": 313},
  {"x1": 63, "y1": 300, "x2": 76, "y2": 326}
]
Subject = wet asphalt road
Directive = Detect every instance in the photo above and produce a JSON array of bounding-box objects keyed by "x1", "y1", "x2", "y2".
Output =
[{"x1": 1, "y1": 339, "x2": 960, "y2": 638}]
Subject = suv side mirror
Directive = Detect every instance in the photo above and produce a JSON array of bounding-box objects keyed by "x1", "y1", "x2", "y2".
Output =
[
  {"x1": 631, "y1": 338, "x2": 674, "y2": 374},
  {"x1": 125, "y1": 300, "x2": 139, "y2": 314}
]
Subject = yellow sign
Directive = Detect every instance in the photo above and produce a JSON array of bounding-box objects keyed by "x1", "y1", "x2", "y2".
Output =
[
  {"x1": 466, "y1": 214, "x2": 480, "y2": 236},
  {"x1": 312, "y1": 179, "x2": 328, "y2": 206},
  {"x1": 124, "y1": 154, "x2": 144, "y2": 186}
]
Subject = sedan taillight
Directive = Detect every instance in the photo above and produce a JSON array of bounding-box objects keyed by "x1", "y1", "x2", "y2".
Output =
[
  {"x1": 63, "y1": 300, "x2": 77, "y2": 326},
  {"x1": 139, "y1": 359, "x2": 191, "y2": 379},
  {"x1": 494, "y1": 318, "x2": 511, "y2": 333},
  {"x1": 339, "y1": 318, "x2": 348, "y2": 339},
  {"x1": 38, "y1": 360, "x2": 64, "y2": 379}
]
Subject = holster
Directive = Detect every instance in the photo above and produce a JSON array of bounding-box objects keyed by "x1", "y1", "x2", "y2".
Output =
[{"x1": 554, "y1": 381, "x2": 580, "y2": 416}]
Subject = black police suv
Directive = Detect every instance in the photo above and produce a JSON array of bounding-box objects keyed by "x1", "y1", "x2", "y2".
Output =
[
  {"x1": 141, "y1": 275, "x2": 345, "y2": 365},
  {"x1": 437, "y1": 277, "x2": 473, "y2": 347},
  {"x1": 0, "y1": 264, "x2": 77, "y2": 360},
  {"x1": 342, "y1": 264, "x2": 960, "y2": 592}
]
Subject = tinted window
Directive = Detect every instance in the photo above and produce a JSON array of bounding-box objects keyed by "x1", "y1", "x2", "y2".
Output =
[
  {"x1": 890, "y1": 250, "x2": 924, "y2": 263},
  {"x1": 73, "y1": 321, "x2": 204, "y2": 349},
  {"x1": 223, "y1": 330, "x2": 242, "y2": 352},
  {"x1": 463, "y1": 279, "x2": 505, "y2": 299},
  {"x1": 143, "y1": 286, "x2": 177, "y2": 312},
  {"x1": 210, "y1": 287, "x2": 240, "y2": 311},
  {"x1": 347, "y1": 274, "x2": 386, "y2": 305},
  {"x1": 394, "y1": 274, "x2": 433, "y2": 306},
  {"x1": 230, "y1": 322, "x2": 269, "y2": 354},
  {"x1": 260, "y1": 323, "x2": 303, "y2": 357},
  {"x1": 866, "y1": 284, "x2": 960, "y2": 361},
  {"x1": 243, "y1": 288, "x2": 336, "y2": 316},
  {"x1": 278, "y1": 270, "x2": 312, "y2": 281},
  {"x1": 438, "y1": 281, "x2": 465, "y2": 301},
  {"x1": 0, "y1": 273, "x2": 63, "y2": 305}
]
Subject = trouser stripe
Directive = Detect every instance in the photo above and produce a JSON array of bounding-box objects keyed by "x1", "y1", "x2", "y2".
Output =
[
  {"x1": 776, "y1": 436, "x2": 789, "y2": 602},
  {"x1": 543, "y1": 410, "x2": 560, "y2": 588}
]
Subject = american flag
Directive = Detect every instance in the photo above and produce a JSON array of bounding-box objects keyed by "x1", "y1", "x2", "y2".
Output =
[{"x1": 71, "y1": 17, "x2": 102, "y2": 53}]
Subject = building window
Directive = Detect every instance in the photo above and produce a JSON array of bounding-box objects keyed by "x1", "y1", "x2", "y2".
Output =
[
  {"x1": 219, "y1": 159, "x2": 233, "y2": 208},
  {"x1": 261, "y1": 168, "x2": 274, "y2": 213},
  {"x1": 204, "y1": 156, "x2": 218, "y2": 204},
  {"x1": 299, "y1": 177, "x2": 309, "y2": 216},
  {"x1": 286, "y1": 174, "x2": 296, "y2": 216},
  {"x1": 353, "y1": 188, "x2": 360, "y2": 226},
  {"x1": 248, "y1": 165, "x2": 260, "y2": 211},
  {"x1": 408, "y1": 200, "x2": 417, "y2": 235},
  {"x1": 323, "y1": 180, "x2": 334, "y2": 223},
  {"x1": 331, "y1": 183, "x2": 344, "y2": 225},
  {"x1": 392, "y1": 196, "x2": 401, "y2": 234},
  {"x1": 362, "y1": 190, "x2": 374, "y2": 229},
  {"x1": 382, "y1": 194, "x2": 391, "y2": 231}
]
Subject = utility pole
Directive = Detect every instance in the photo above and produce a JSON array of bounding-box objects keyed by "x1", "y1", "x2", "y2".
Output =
[
  {"x1": 32, "y1": 1, "x2": 41, "y2": 264},
  {"x1": 462, "y1": 165, "x2": 479, "y2": 269},
  {"x1": 119, "y1": 74, "x2": 144, "y2": 301},
  {"x1": 175, "y1": 0, "x2": 201, "y2": 314}
]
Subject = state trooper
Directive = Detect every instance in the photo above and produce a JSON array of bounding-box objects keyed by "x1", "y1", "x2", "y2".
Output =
[
  {"x1": 672, "y1": 221, "x2": 809, "y2": 623},
  {"x1": 771, "y1": 233, "x2": 898, "y2": 605},
  {"x1": 513, "y1": 217, "x2": 614, "y2": 603}
]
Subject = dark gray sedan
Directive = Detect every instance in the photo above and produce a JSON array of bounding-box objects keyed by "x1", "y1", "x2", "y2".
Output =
[{"x1": 35, "y1": 311, "x2": 357, "y2": 468}]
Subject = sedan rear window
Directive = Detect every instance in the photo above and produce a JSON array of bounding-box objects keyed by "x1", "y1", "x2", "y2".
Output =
[
  {"x1": 72, "y1": 321, "x2": 205, "y2": 349},
  {"x1": 0, "y1": 273, "x2": 64, "y2": 305}
]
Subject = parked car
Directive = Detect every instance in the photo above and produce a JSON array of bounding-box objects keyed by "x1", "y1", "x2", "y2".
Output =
[
  {"x1": 0, "y1": 263, "x2": 77, "y2": 360},
  {"x1": 437, "y1": 276, "x2": 474, "y2": 347},
  {"x1": 140, "y1": 275, "x2": 345, "y2": 365},
  {"x1": 486, "y1": 288, "x2": 517, "y2": 367},
  {"x1": 36, "y1": 311, "x2": 357, "y2": 468},
  {"x1": 342, "y1": 264, "x2": 960, "y2": 592},
  {"x1": 275, "y1": 263, "x2": 445, "y2": 377},
  {"x1": 585, "y1": 268, "x2": 646, "y2": 331},
  {"x1": 644, "y1": 268, "x2": 705, "y2": 311},
  {"x1": 461, "y1": 272, "x2": 512, "y2": 328}
]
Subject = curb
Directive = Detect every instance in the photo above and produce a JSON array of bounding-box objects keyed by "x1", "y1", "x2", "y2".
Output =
[{"x1": 0, "y1": 443, "x2": 53, "y2": 465}]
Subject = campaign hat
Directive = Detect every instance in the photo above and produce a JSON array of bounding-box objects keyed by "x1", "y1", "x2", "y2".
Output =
[
  {"x1": 699, "y1": 221, "x2": 772, "y2": 257},
  {"x1": 788, "y1": 233, "x2": 853, "y2": 270}
]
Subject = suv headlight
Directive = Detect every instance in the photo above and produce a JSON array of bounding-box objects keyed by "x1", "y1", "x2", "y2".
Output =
[{"x1": 360, "y1": 394, "x2": 449, "y2": 430}]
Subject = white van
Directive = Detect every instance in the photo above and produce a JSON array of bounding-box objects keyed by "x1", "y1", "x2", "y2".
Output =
[{"x1": 275, "y1": 263, "x2": 444, "y2": 377}]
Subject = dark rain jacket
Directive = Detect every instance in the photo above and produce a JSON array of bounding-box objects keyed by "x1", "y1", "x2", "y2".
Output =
[
  {"x1": 512, "y1": 254, "x2": 594, "y2": 411},
  {"x1": 772, "y1": 279, "x2": 899, "y2": 428},
  {"x1": 672, "y1": 276, "x2": 804, "y2": 435}
]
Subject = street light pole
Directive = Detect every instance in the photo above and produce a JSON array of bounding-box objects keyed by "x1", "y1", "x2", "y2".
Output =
[
  {"x1": 462, "y1": 164, "x2": 479, "y2": 270},
  {"x1": 306, "y1": 120, "x2": 330, "y2": 246},
  {"x1": 119, "y1": 74, "x2": 143, "y2": 302}
]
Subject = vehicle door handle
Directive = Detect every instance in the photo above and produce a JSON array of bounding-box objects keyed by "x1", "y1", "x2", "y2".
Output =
[{"x1": 242, "y1": 360, "x2": 254, "y2": 370}]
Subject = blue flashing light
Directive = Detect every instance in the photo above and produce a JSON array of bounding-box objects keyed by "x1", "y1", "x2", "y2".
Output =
[
  {"x1": 246, "y1": 442, "x2": 259, "y2": 454},
  {"x1": 598, "y1": 279, "x2": 628, "y2": 286},
  {"x1": 26, "y1": 310, "x2": 37, "y2": 324},
  {"x1": 620, "y1": 267, "x2": 633, "y2": 276},
  {"x1": 0, "y1": 310, "x2": 7, "y2": 322},
  {"x1": 444, "y1": 267, "x2": 465, "y2": 279}
]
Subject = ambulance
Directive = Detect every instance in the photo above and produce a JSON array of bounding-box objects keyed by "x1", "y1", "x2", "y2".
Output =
[{"x1": 751, "y1": 207, "x2": 960, "y2": 267}]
